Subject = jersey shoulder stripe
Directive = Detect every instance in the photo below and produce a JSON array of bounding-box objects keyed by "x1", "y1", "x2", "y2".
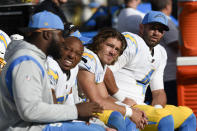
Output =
[
  {"x1": 0, "y1": 32, "x2": 9, "y2": 49},
  {"x1": 123, "y1": 32, "x2": 138, "y2": 54},
  {"x1": 82, "y1": 52, "x2": 96, "y2": 62},
  {"x1": 48, "y1": 68, "x2": 59, "y2": 85}
]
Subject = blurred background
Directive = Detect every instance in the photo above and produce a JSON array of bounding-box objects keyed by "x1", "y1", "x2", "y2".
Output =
[{"x1": 0, "y1": 0, "x2": 178, "y2": 37}]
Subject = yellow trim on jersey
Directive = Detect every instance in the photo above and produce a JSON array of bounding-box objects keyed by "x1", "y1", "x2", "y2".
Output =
[
  {"x1": 83, "y1": 52, "x2": 96, "y2": 61},
  {"x1": 0, "y1": 34, "x2": 8, "y2": 48},
  {"x1": 48, "y1": 69, "x2": 58, "y2": 81},
  {"x1": 56, "y1": 95, "x2": 65, "y2": 104},
  {"x1": 124, "y1": 33, "x2": 138, "y2": 50},
  {"x1": 140, "y1": 69, "x2": 155, "y2": 84},
  {"x1": 136, "y1": 69, "x2": 155, "y2": 95}
]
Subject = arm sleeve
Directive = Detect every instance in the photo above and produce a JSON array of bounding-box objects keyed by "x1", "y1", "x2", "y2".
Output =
[
  {"x1": 47, "y1": 57, "x2": 59, "y2": 89},
  {"x1": 78, "y1": 53, "x2": 96, "y2": 73},
  {"x1": 109, "y1": 32, "x2": 137, "y2": 72},
  {"x1": 150, "y1": 48, "x2": 167, "y2": 91},
  {"x1": 12, "y1": 61, "x2": 78, "y2": 123}
]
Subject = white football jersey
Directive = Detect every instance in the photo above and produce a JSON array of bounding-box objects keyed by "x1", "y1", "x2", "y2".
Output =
[
  {"x1": 109, "y1": 32, "x2": 167, "y2": 104},
  {"x1": 0, "y1": 30, "x2": 11, "y2": 59},
  {"x1": 47, "y1": 56, "x2": 79, "y2": 105},
  {"x1": 79, "y1": 48, "x2": 107, "y2": 84}
]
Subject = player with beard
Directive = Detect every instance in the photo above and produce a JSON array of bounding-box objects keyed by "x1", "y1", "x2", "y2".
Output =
[
  {"x1": 105, "y1": 11, "x2": 196, "y2": 131},
  {"x1": 0, "y1": 11, "x2": 105, "y2": 131}
]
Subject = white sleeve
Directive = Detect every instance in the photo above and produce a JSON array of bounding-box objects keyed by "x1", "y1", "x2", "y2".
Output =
[
  {"x1": 109, "y1": 32, "x2": 137, "y2": 72},
  {"x1": 0, "y1": 30, "x2": 11, "y2": 59},
  {"x1": 47, "y1": 56, "x2": 59, "y2": 89},
  {"x1": 0, "y1": 30, "x2": 11, "y2": 44},
  {"x1": 13, "y1": 61, "x2": 78, "y2": 122},
  {"x1": 78, "y1": 51, "x2": 96, "y2": 74},
  {"x1": 150, "y1": 48, "x2": 167, "y2": 91}
]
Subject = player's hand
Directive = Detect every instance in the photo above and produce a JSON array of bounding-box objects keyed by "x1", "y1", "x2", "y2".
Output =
[
  {"x1": 130, "y1": 107, "x2": 148, "y2": 129},
  {"x1": 76, "y1": 102, "x2": 103, "y2": 121},
  {"x1": 122, "y1": 97, "x2": 137, "y2": 107},
  {"x1": 141, "y1": 110, "x2": 148, "y2": 126}
]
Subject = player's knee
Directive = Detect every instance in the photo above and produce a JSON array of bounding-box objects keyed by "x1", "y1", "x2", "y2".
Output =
[
  {"x1": 181, "y1": 106, "x2": 194, "y2": 115},
  {"x1": 179, "y1": 113, "x2": 196, "y2": 130},
  {"x1": 158, "y1": 115, "x2": 174, "y2": 131},
  {"x1": 188, "y1": 113, "x2": 196, "y2": 127},
  {"x1": 107, "y1": 111, "x2": 126, "y2": 131}
]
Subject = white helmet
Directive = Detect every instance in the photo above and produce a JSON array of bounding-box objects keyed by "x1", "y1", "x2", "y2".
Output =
[{"x1": 0, "y1": 30, "x2": 11, "y2": 70}]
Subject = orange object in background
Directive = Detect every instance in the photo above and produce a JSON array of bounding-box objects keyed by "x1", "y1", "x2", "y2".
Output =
[
  {"x1": 177, "y1": 57, "x2": 197, "y2": 118},
  {"x1": 178, "y1": 1, "x2": 197, "y2": 56}
]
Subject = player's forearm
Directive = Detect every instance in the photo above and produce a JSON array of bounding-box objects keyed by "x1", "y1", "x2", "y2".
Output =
[
  {"x1": 107, "y1": 95, "x2": 117, "y2": 102},
  {"x1": 151, "y1": 89, "x2": 167, "y2": 107},
  {"x1": 104, "y1": 67, "x2": 119, "y2": 95},
  {"x1": 14, "y1": 82, "x2": 78, "y2": 122},
  {"x1": 92, "y1": 96, "x2": 126, "y2": 115}
]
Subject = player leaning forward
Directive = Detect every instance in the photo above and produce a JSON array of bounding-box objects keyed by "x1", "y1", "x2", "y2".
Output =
[
  {"x1": 77, "y1": 28, "x2": 148, "y2": 130},
  {"x1": 105, "y1": 11, "x2": 196, "y2": 131},
  {"x1": 0, "y1": 11, "x2": 105, "y2": 131}
]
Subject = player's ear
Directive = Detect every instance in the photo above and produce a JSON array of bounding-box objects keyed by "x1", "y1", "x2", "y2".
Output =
[{"x1": 42, "y1": 31, "x2": 52, "y2": 40}]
